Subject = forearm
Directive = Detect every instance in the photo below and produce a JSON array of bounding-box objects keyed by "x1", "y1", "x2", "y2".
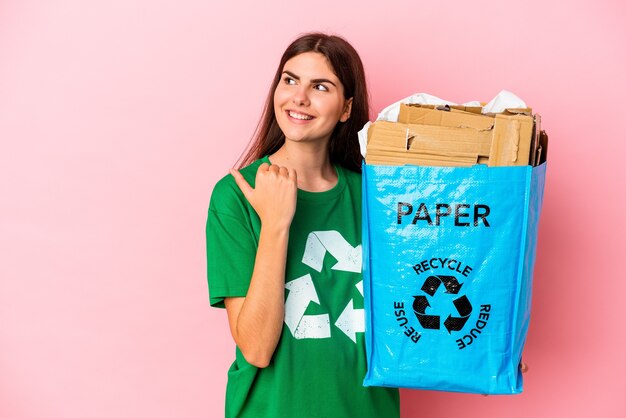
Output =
[{"x1": 233, "y1": 224, "x2": 289, "y2": 367}]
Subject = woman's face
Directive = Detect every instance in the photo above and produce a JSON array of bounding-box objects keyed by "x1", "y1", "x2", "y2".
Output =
[{"x1": 273, "y1": 52, "x2": 352, "y2": 146}]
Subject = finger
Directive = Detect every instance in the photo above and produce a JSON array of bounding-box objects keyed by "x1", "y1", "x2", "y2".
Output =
[
  {"x1": 288, "y1": 168, "x2": 297, "y2": 183},
  {"x1": 520, "y1": 362, "x2": 529, "y2": 373},
  {"x1": 229, "y1": 168, "x2": 254, "y2": 201},
  {"x1": 278, "y1": 166, "x2": 289, "y2": 177},
  {"x1": 268, "y1": 164, "x2": 280, "y2": 174},
  {"x1": 258, "y1": 162, "x2": 270, "y2": 172}
]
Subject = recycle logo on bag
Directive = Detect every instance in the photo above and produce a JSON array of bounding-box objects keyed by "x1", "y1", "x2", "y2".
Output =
[
  {"x1": 412, "y1": 275, "x2": 473, "y2": 333},
  {"x1": 392, "y1": 258, "x2": 492, "y2": 350}
]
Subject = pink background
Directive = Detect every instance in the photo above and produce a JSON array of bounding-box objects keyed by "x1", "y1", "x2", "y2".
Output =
[{"x1": 1, "y1": 0, "x2": 625, "y2": 417}]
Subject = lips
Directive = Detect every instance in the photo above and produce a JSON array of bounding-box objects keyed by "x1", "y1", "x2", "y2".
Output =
[{"x1": 287, "y1": 110, "x2": 314, "y2": 120}]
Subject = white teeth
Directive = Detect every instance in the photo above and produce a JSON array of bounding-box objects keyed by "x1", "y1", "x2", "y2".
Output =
[{"x1": 289, "y1": 111, "x2": 313, "y2": 120}]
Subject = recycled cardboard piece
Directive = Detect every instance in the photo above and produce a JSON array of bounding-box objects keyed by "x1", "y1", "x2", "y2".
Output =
[
  {"x1": 367, "y1": 104, "x2": 539, "y2": 167},
  {"x1": 488, "y1": 113, "x2": 534, "y2": 167},
  {"x1": 529, "y1": 114, "x2": 541, "y2": 166},
  {"x1": 537, "y1": 130, "x2": 549, "y2": 165},
  {"x1": 398, "y1": 105, "x2": 493, "y2": 130},
  {"x1": 365, "y1": 121, "x2": 493, "y2": 166}
]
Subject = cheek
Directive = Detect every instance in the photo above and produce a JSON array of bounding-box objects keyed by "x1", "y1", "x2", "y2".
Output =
[
  {"x1": 321, "y1": 97, "x2": 345, "y2": 120},
  {"x1": 273, "y1": 96, "x2": 286, "y2": 122},
  {"x1": 273, "y1": 89, "x2": 288, "y2": 130},
  {"x1": 273, "y1": 85, "x2": 289, "y2": 108}
]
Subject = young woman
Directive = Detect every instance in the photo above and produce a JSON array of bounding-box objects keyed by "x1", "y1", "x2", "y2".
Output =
[{"x1": 206, "y1": 33, "x2": 400, "y2": 417}]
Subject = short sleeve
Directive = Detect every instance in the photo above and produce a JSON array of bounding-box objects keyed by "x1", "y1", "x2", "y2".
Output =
[{"x1": 206, "y1": 177, "x2": 259, "y2": 308}]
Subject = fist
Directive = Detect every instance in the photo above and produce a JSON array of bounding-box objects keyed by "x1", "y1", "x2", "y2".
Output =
[{"x1": 230, "y1": 163, "x2": 298, "y2": 229}]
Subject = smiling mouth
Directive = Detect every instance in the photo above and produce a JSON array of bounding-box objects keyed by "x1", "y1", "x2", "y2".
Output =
[{"x1": 287, "y1": 110, "x2": 314, "y2": 120}]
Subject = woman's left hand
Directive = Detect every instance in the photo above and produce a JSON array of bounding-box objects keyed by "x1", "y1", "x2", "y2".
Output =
[
  {"x1": 520, "y1": 360, "x2": 529, "y2": 373},
  {"x1": 482, "y1": 360, "x2": 528, "y2": 396}
]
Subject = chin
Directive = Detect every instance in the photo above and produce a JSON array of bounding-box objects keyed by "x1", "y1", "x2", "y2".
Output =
[
  {"x1": 283, "y1": 135, "x2": 311, "y2": 143},
  {"x1": 284, "y1": 132, "x2": 332, "y2": 145}
]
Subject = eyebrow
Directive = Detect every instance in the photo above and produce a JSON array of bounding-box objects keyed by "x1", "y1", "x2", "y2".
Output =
[{"x1": 282, "y1": 70, "x2": 337, "y2": 87}]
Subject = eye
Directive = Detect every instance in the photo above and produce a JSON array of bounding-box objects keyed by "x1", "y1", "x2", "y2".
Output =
[
  {"x1": 283, "y1": 76, "x2": 296, "y2": 85},
  {"x1": 314, "y1": 84, "x2": 329, "y2": 92}
]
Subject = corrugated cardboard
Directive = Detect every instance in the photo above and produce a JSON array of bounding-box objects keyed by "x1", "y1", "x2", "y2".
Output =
[
  {"x1": 398, "y1": 105, "x2": 493, "y2": 130},
  {"x1": 488, "y1": 113, "x2": 534, "y2": 166},
  {"x1": 366, "y1": 103, "x2": 542, "y2": 167},
  {"x1": 367, "y1": 121, "x2": 490, "y2": 164}
]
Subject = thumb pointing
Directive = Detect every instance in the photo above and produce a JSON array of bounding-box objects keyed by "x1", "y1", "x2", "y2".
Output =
[{"x1": 230, "y1": 168, "x2": 254, "y2": 201}]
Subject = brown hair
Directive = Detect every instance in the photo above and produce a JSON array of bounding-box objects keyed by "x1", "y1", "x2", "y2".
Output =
[{"x1": 237, "y1": 32, "x2": 369, "y2": 173}]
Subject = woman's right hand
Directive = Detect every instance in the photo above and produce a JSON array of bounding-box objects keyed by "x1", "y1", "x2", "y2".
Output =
[
  {"x1": 230, "y1": 163, "x2": 298, "y2": 229},
  {"x1": 224, "y1": 163, "x2": 297, "y2": 367}
]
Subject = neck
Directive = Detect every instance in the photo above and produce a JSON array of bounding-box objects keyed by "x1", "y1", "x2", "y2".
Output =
[{"x1": 269, "y1": 141, "x2": 337, "y2": 192}]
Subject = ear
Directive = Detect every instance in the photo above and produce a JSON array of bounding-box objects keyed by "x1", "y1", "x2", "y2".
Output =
[{"x1": 339, "y1": 97, "x2": 353, "y2": 123}]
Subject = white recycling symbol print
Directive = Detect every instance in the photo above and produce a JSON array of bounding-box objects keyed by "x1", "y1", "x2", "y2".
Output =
[
  {"x1": 302, "y1": 231, "x2": 362, "y2": 273},
  {"x1": 284, "y1": 231, "x2": 364, "y2": 343}
]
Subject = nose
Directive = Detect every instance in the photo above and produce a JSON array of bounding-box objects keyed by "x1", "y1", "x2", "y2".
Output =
[{"x1": 292, "y1": 85, "x2": 310, "y2": 107}]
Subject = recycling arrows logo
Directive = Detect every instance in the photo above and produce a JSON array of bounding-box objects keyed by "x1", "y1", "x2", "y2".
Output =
[
  {"x1": 284, "y1": 231, "x2": 364, "y2": 343},
  {"x1": 284, "y1": 274, "x2": 331, "y2": 339},
  {"x1": 412, "y1": 275, "x2": 473, "y2": 333}
]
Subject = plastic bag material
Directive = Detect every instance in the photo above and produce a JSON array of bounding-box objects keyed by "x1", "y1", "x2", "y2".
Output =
[{"x1": 362, "y1": 162, "x2": 546, "y2": 394}]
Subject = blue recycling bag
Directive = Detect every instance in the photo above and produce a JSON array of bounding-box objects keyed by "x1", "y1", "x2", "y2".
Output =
[{"x1": 362, "y1": 162, "x2": 546, "y2": 394}]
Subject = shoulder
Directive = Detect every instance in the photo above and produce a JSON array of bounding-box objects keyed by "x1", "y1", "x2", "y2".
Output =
[
  {"x1": 338, "y1": 164, "x2": 362, "y2": 188},
  {"x1": 209, "y1": 158, "x2": 266, "y2": 215}
]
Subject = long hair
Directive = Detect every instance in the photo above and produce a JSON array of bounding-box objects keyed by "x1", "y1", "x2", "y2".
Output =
[{"x1": 236, "y1": 33, "x2": 369, "y2": 173}]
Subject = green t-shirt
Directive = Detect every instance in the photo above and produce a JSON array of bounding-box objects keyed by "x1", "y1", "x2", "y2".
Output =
[{"x1": 206, "y1": 156, "x2": 399, "y2": 418}]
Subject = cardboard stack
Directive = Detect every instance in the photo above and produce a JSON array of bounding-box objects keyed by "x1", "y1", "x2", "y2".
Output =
[{"x1": 364, "y1": 103, "x2": 548, "y2": 167}]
